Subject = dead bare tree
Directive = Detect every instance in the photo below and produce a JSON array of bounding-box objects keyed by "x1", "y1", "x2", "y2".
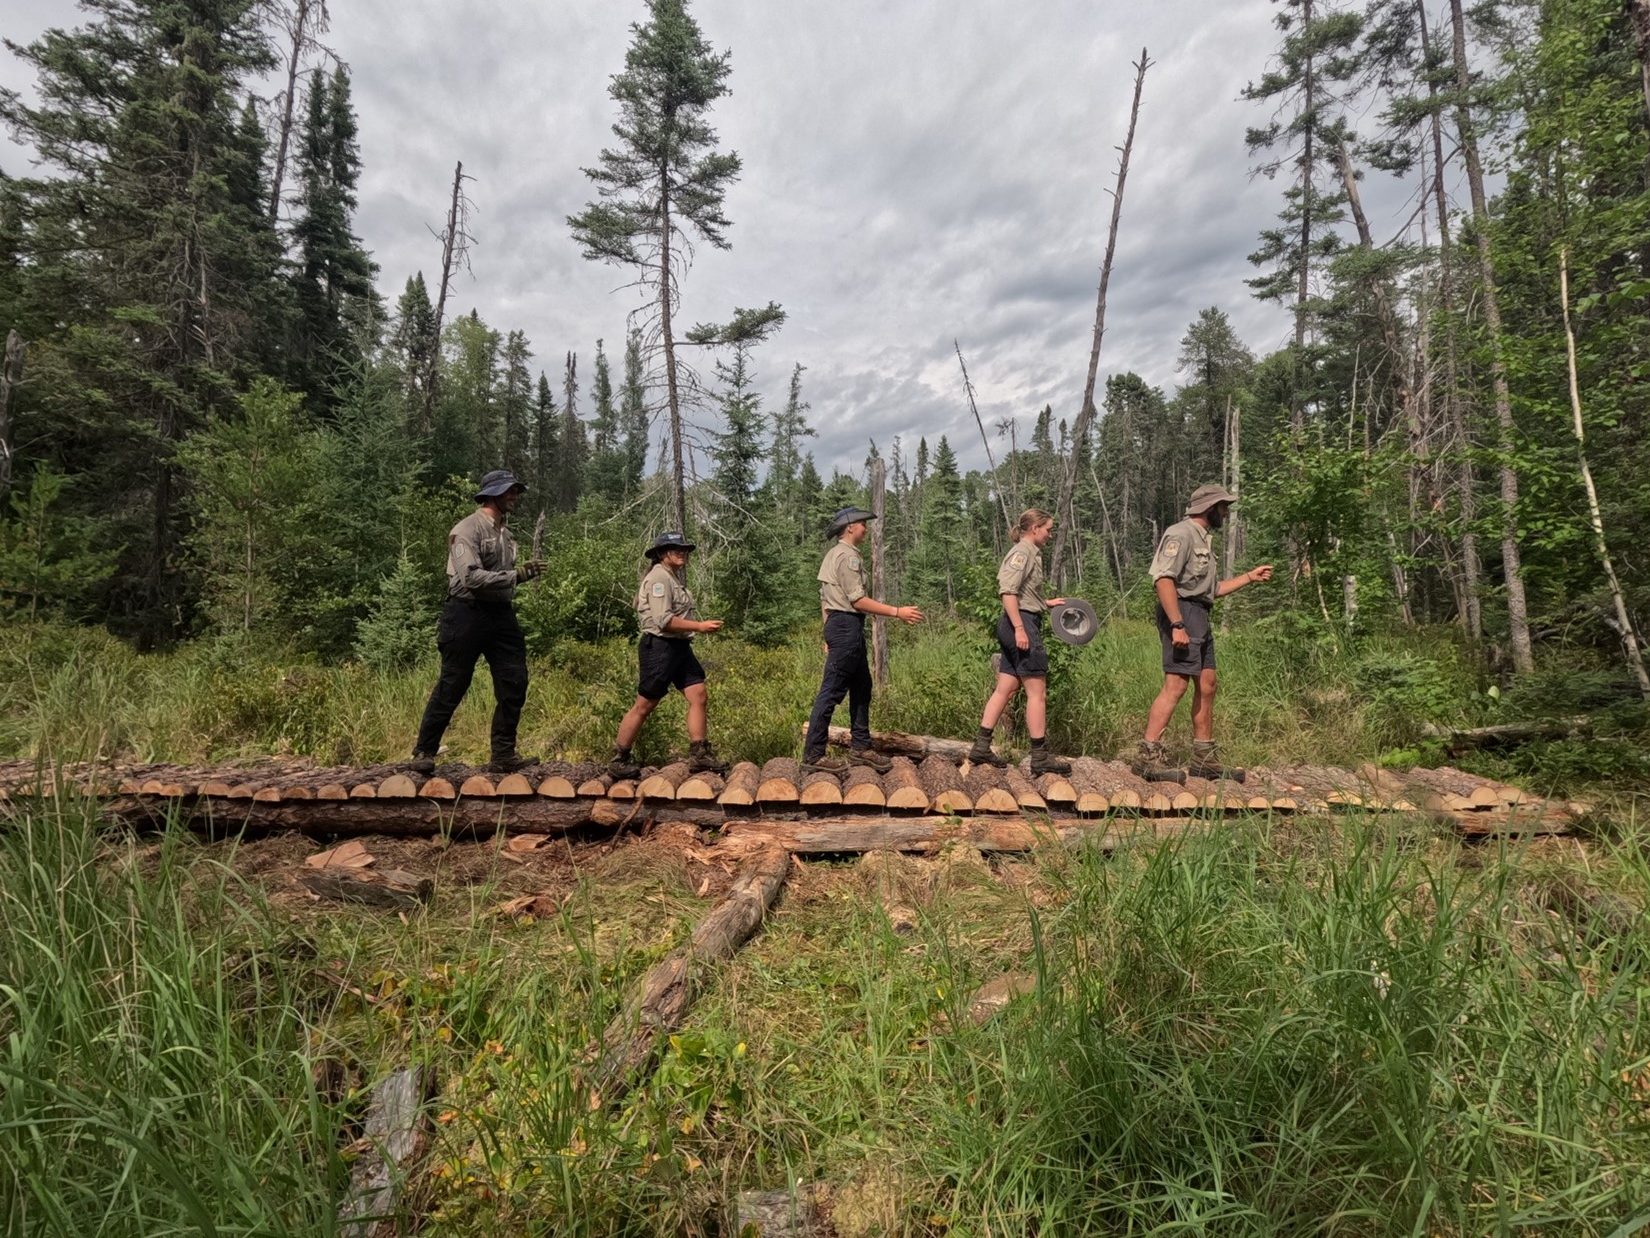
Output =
[
  {"x1": 954, "y1": 341, "x2": 1013, "y2": 529},
  {"x1": 420, "y1": 161, "x2": 475, "y2": 434},
  {"x1": 1049, "y1": 48, "x2": 1150, "y2": 582},
  {"x1": 870, "y1": 457, "x2": 889, "y2": 686},
  {"x1": 266, "y1": 0, "x2": 331, "y2": 221},
  {"x1": 1560, "y1": 248, "x2": 1649, "y2": 698},
  {"x1": 0, "y1": 329, "x2": 21, "y2": 502}
]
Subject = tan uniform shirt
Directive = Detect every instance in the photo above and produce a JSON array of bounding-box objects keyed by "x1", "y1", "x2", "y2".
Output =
[
  {"x1": 996, "y1": 542, "x2": 1048, "y2": 613},
  {"x1": 636, "y1": 562, "x2": 696, "y2": 638},
  {"x1": 445, "y1": 509, "x2": 518, "y2": 602},
  {"x1": 817, "y1": 541, "x2": 867, "y2": 613},
  {"x1": 1149, "y1": 518, "x2": 1218, "y2": 603}
]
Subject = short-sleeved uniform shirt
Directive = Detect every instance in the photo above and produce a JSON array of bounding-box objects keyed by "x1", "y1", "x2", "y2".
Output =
[
  {"x1": 818, "y1": 541, "x2": 867, "y2": 613},
  {"x1": 1149, "y1": 518, "x2": 1218, "y2": 674},
  {"x1": 996, "y1": 542, "x2": 1048, "y2": 614},
  {"x1": 445, "y1": 510, "x2": 518, "y2": 603},
  {"x1": 636, "y1": 562, "x2": 696, "y2": 639}
]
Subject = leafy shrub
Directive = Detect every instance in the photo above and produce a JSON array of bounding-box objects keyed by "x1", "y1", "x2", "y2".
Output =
[{"x1": 354, "y1": 555, "x2": 436, "y2": 671}]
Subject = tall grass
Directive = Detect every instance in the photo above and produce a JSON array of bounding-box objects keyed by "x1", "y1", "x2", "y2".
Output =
[{"x1": 0, "y1": 797, "x2": 341, "y2": 1235}]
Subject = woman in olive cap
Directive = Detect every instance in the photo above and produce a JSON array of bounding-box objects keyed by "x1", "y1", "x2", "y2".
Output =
[{"x1": 608, "y1": 531, "x2": 728, "y2": 778}]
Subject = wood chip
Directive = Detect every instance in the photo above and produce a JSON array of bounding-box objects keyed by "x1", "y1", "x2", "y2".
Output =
[{"x1": 305, "y1": 839, "x2": 375, "y2": 870}]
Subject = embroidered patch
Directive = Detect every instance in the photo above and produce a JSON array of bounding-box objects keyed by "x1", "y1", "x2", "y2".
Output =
[
  {"x1": 651, "y1": 582, "x2": 666, "y2": 597},
  {"x1": 1161, "y1": 537, "x2": 1181, "y2": 558},
  {"x1": 1010, "y1": 553, "x2": 1025, "y2": 568}
]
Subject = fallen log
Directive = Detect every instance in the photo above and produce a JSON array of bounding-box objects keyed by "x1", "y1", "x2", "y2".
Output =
[
  {"x1": 590, "y1": 844, "x2": 791, "y2": 1092},
  {"x1": 1420, "y1": 715, "x2": 1592, "y2": 754},
  {"x1": 338, "y1": 1065, "x2": 434, "y2": 1238},
  {"x1": 815, "y1": 725, "x2": 973, "y2": 762},
  {"x1": 722, "y1": 815, "x2": 1202, "y2": 855},
  {"x1": 297, "y1": 868, "x2": 434, "y2": 910}
]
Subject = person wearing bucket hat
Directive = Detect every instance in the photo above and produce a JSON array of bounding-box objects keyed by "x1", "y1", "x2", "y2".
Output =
[
  {"x1": 1129, "y1": 483, "x2": 1272, "y2": 781},
  {"x1": 408, "y1": 470, "x2": 546, "y2": 774},
  {"x1": 607, "y1": 532, "x2": 729, "y2": 779},
  {"x1": 963, "y1": 508, "x2": 1074, "y2": 774},
  {"x1": 800, "y1": 507, "x2": 925, "y2": 774}
]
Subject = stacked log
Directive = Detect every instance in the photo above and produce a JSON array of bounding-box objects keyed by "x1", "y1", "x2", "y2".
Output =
[
  {"x1": 883, "y1": 758, "x2": 930, "y2": 811},
  {"x1": 800, "y1": 770, "x2": 844, "y2": 806},
  {"x1": 817, "y1": 725, "x2": 972, "y2": 762},
  {"x1": 918, "y1": 756, "x2": 972, "y2": 814},
  {"x1": 961, "y1": 765, "x2": 1018, "y2": 814},
  {"x1": 843, "y1": 766, "x2": 887, "y2": 807},
  {"x1": 1025, "y1": 758, "x2": 1076, "y2": 811},
  {"x1": 719, "y1": 763, "x2": 761, "y2": 807},
  {"x1": 1002, "y1": 766, "x2": 1047, "y2": 812},
  {"x1": 639, "y1": 762, "x2": 691, "y2": 801},
  {"x1": 677, "y1": 771, "x2": 725, "y2": 801},
  {"x1": 1067, "y1": 758, "x2": 1112, "y2": 815},
  {"x1": 757, "y1": 758, "x2": 802, "y2": 805}
]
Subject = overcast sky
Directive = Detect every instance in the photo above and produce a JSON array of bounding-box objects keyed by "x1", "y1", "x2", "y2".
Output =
[{"x1": 2, "y1": 0, "x2": 1422, "y2": 478}]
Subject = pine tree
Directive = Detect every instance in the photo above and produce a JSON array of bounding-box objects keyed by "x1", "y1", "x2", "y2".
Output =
[
  {"x1": 709, "y1": 342, "x2": 786, "y2": 640},
  {"x1": 619, "y1": 329, "x2": 650, "y2": 497},
  {"x1": 568, "y1": 0, "x2": 782, "y2": 533},
  {"x1": 553, "y1": 351, "x2": 587, "y2": 513},
  {"x1": 586, "y1": 339, "x2": 627, "y2": 502},
  {"x1": 390, "y1": 273, "x2": 437, "y2": 419},
  {"x1": 499, "y1": 330, "x2": 533, "y2": 477},
  {"x1": 531, "y1": 373, "x2": 556, "y2": 515},
  {"x1": 910, "y1": 436, "x2": 964, "y2": 611},
  {"x1": 433, "y1": 310, "x2": 499, "y2": 479}
]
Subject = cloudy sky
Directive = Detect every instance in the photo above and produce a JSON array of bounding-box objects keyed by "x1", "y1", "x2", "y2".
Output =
[{"x1": 2, "y1": 0, "x2": 1420, "y2": 477}]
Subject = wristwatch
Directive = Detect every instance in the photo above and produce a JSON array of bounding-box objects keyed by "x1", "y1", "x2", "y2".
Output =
[{"x1": 1170, "y1": 621, "x2": 1186, "y2": 631}]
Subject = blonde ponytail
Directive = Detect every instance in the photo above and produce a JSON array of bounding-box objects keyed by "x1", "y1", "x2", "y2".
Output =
[{"x1": 1011, "y1": 508, "x2": 1053, "y2": 542}]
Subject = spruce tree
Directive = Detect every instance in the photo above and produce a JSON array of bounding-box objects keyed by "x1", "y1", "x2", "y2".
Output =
[
  {"x1": 710, "y1": 342, "x2": 785, "y2": 640},
  {"x1": 532, "y1": 373, "x2": 556, "y2": 515},
  {"x1": 619, "y1": 329, "x2": 650, "y2": 497},
  {"x1": 499, "y1": 330, "x2": 533, "y2": 477},
  {"x1": 586, "y1": 338, "x2": 626, "y2": 502},
  {"x1": 390, "y1": 273, "x2": 437, "y2": 418},
  {"x1": 553, "y1": 351, "x2": 587, "y2": 513}
]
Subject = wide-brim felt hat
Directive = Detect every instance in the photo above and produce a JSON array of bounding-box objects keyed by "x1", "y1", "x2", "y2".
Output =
[
  {"x1": 475, "y1": 469, "x2": 526, "y2": 502},
  {"x1": 827, "y1": 506, "x2": 876, "y2": 536},
  {"x1": 645, "y1": 530, "x2": 697, "y2": 560},
  {"x1": 1185, "y1": 483, "x2": 1238, "y2": 516}
]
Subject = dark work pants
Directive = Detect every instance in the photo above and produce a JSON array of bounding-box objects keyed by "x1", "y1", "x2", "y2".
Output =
[
  {"x1": 803, "y1": 611, "x2": 872, "y2": 758},
  {"x1": 415, "y1": 598, "x2": 529, "y2": 758}
]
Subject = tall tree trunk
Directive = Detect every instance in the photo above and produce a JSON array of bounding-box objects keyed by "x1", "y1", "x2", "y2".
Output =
[
  {"x1": 955, "y1": 341, "x2": 1012, "y2": 528},
  {"x1": 1628, "y1": 0, "x2": 1650, "y2": 122},
  {"x1": 268, "y1": 0, "x2": 322, "y2": 221},
  {"x1": 1293, "y1": 0, "x2": 1315, "y2": 435},
  {"x1": 870, "y1": 457, "x2": 889, "y2": 686},
  {"x1": 1560, "y1": 249, "x2": 1650, "y2": 698},
  {"x1": 658, "y1": 176, "x2": 688, "y2": 535},
  {"x1": 1419, "y1": 0, "x2": 1482, "y2": 638},
  {"x1": 1049, "y1": 48, "x2": 1150, "y2": 581},
  {"x1": 0, "y1": 329, "x2": 21, "y2": 502},
  {"x1": 421, "y1": 161, "x2": 467, "y2": 436},
  {"x1": 1449, "y1": 0, "x2": 1534, "y2": 674},
  {"x1": 1334, "y1": 142, "x2": 1414, "y2": 437}
]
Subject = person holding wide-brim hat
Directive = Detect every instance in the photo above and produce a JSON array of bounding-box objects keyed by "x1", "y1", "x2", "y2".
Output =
[
  {"x1": 800, "y1": 507, "x2": 924, "y2": 774},
  {"x1": 410, "y1": 470, "x2": 545, "y2": 774},
  {"x1": 1130, "y1": 483, "x2": 1272, "y2": 779},
  {"x1": 608, "y1": 531, "x2": 729, "y2": 779}
]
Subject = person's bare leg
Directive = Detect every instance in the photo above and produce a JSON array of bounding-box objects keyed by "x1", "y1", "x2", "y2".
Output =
[
  {"x1": 615, "y1": 696, "x2": 658, "y2": 750},
  {"x1": 1024, "y1": 676, "x2": 1049, "y2": 739},
  {"x1": 1190, "y1": 669, "x2": 1217, "y2": 741},
  {"x1": 683, "y1": 682, "x2": 709, "y2": 742},
  {"x1": 1144, "y1": 675, "x2": 1190, "y2": 742},
  {"x1": 979, "y1": 673, "x2": 1021, "y2": 729}
]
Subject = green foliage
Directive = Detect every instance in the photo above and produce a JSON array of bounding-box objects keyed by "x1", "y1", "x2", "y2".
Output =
[
  {"x1": 513, "y1": 507, "x2": 644, "y2": 652},
  {"x1": 354, "y1": 553, "x2": 437, "y2": 671},
  {"x1": 0, "y1": 468, "x2": 117, "y2": 620}
]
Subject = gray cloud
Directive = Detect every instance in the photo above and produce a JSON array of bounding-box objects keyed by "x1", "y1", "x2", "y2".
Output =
[{"x1": 3, "y1": 0, "x2": 1424, "y2": 480}]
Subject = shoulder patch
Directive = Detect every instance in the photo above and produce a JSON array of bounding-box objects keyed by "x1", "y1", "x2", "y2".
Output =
[
  {"x1": 1009, "y1": 552, "x2": 1025, "y2": 567},
  {"x1": 1161, "y1": 537, "x2": 1181, "y2": 558},
  {"x1": 651, "y1": 582, "x2": 666, "y2": 596}
]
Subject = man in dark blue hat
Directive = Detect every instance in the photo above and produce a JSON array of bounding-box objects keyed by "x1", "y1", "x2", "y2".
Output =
[
  {"x1": 409, "y1": 470, "x2": 545, "y2": 773},
  {"x1": 800, "y1": 506, "x2": 924, "y2": 773}
]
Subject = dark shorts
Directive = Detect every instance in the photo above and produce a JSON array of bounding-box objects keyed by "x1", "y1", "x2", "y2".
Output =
[
  {"x1": 995, "y1": 609, "x2": 1049, "y2": 679},
  {"x1": 1157, "y1": 597, "x2": 1215, "y2": 676},
  {"x1": 637, "y1": 633, "x2": 706, "y2": 701}
]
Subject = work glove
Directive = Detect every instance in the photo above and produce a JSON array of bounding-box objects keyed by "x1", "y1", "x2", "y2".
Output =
[{"x1": 516, "y1": 560, "x2": 544, "y2": 582}]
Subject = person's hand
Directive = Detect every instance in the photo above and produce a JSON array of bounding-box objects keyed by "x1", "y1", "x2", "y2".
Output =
[
  {"x1": 516, "y1": 559, "x2": 544, "y2": 582},
  {"x1": 1014, "y1": 626, "x2": 1030, "y2": 651},
  {"x1": 1171, "y1": 626, "x2": 1191, "y2": 649},
  {"x1": 897, "y1": 605, "x2": 924, "y2": 625},
  {"x1": 698, "y1": 619, "x2": 724, "y2": 634},
  {"x1": 1248, "y1": 564, "x2": 1274, "y2": 584},
  {"x1": 1047, "y1": 597, "x2": 1066, "y2": 607}
]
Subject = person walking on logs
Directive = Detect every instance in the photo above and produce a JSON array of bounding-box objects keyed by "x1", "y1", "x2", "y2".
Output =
[
  {"x1": 410, "y1": 470, "x2": 545, "y2": 774},
  {"x1": 800, "y1": 507, "x2": 924, "y2": 774},
  {"x1": 1129, "y1": 483, "x2": 1272, "y2": 781},
  {"x1": 608, "y1": 532, "x2": 729, "y2": 779},
  {"x1": 965, "y1": 509, "x2": 1073, "y2": 774}
]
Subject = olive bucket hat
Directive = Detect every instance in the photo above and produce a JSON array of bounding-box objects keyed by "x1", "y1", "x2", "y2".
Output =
[
  {"x1": 474, "y1": 469, "x2": 526, "y2": 502},
  {"x1": 826, "y1": 506, "x2": 877, "y2": 537},
  {"x1": 1185, "y1": 483, "x2": 1238, "y2": 517},
  {"x1": 644, "y1": 530, "x2": 697, "y2": 561}
]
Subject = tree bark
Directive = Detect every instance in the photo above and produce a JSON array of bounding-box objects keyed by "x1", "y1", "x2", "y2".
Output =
[
  {"x1": 1450, "y1": 0, "x2": 1534, "y2": 674},
  {"x1": 0, "y1": 329, "x2": 22, "y2": 502},
  {"x1": 658, "y1": 174, "x2": 689, "y2": 534},
  {"x1": 268, "y1": 0, "x2": 325, "y2": 222},
  {"x1": 1559, "y1": 249, "x2": 1650, "y2": 698},
  {"x1": 1629, "y1": 0, "x2": 1650, "y2": 123},
  {"x1": 338, "y1": 1065, "x2": 432, "y2": 1238},
  {"x1": 1293, "y1": 0, "x2": 1315, "y2": 435},
  {"x1": 1049, "y1": 49, "x2": 1150, "y2": 581},
  {"x1": 869, "y1": 456, "x2": 889, "y2": 685},
  {"x1": 421, "y1": 161, "x2": 466, "y2": 435}
]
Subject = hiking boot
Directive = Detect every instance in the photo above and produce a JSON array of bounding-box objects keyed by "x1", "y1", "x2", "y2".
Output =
[
  {"x1": 1028, "y1": 746, "x2": 1072, "y2": 776},
  {"x1": 849, "y1": 747, "x2": 892, "y2": 773},
  {"x1": 407, "y1": 752, "x2": 437, "y2": 775},
  {"x1": 488, "y1": 752, "x2": 540, "y2": 774},
  {"x1": 607, "y1": 747, "x2": 642, "y2": 780},
  {"x1": 801, "y1": 754, "x2": 850, "y2": 776},
  {"x1": 687, "y1": 740, "x2": 729, "y2": 776},
  {"x1": 1129, "y1": 740, "x2": 1181, "y2": 781},
  {"x1": 1188, "y1": 741, "x2": 1247, "y2": 783},
  {"x1": 965, "y1": 736, "x2": 1009, "y2": 768}
]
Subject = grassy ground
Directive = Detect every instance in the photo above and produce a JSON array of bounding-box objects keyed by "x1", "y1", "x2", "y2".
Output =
[{"x1": 2, "y1": 798, "x2": 1646, "y2": 1235}]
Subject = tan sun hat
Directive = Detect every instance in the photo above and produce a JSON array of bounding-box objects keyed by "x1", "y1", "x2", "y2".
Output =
[{"x1": 1185, "y1": 483, "x2": 1238, "y2": 516}]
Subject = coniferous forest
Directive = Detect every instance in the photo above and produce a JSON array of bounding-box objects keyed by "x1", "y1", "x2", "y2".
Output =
[{"x1": 3, "y1": 2, "x2": 1650, "y2": 1233}]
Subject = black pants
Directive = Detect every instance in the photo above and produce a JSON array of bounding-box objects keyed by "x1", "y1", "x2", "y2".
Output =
[
  {"x1": 414, "y1": 598, "x2": 529, "y2": 757},
  {"x1": 804, "y1": 611, "x2": 872, "y2": 759}
]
